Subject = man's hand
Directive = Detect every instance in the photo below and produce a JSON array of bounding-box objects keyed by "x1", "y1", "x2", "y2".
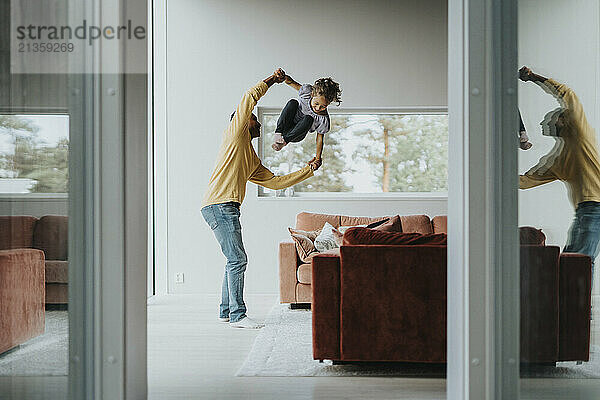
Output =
[
  {"x1": 264, "y1": 68, "x2": 286, "y2": 87},
  {"x1": 274, "y1": 68, "x2": 286, "y2": 83},
  {"x1": 519, "y1": 66, "x2": 533, "y2": 82}
]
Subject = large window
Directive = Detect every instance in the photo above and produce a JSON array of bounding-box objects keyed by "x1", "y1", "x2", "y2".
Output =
[
  {"x1": 0, "y1": 114, "x2": 69, "y2": 194},
  {"x1": 259, "y1": 109, "x2": 448, "y2": 196}
]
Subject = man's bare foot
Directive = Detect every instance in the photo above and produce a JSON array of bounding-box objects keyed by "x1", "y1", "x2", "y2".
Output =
[{"x1": 230, "y1": 316, "x2": 264, "y2": 329}]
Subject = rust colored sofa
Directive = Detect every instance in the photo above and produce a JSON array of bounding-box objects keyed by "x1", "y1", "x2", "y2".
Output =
[
  {"x1": 279, "y1": 212, "x2": 446, "y2": 305},
  {"x1": 0, "y1": 249, "x2": 45, "y2": 354},
  {"x1": 311, "y1": 217, "x2": 591, "y2": 364},
  {"x1": 0, "y1": 216, "x2": 69, "y2": 304}
]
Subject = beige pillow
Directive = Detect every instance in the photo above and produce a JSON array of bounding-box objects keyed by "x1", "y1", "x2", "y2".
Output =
[
  {"x1": 288, "y1": 227, "x2": 320, "y2": 262},
  {"x1": 288, "y1": 227, "x2": 321, "y2": 241}
]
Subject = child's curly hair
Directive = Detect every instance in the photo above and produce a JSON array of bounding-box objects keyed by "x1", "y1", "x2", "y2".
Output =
[{"x1": 312, "y1": 77, "x2": 342, "y2": 106}]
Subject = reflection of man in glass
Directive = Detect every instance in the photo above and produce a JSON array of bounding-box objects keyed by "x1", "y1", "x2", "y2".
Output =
[{"x1": 519, "y1": 66, "x2": 600, "y2": 275}]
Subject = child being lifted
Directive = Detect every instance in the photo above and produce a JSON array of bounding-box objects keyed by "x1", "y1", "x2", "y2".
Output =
[{"x1": 271, "y1": 74, "x2": 342, "y2": 171}]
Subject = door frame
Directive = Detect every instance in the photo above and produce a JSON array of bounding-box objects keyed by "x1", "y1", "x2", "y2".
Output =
[{"x1": 447, "y1": 0, "x2": 519, "y2": 399}]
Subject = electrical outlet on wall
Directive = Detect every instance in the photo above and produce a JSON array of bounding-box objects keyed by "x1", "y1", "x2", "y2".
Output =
[{"x1": 175, "y1": 273, "x2": 184, "y2": 284}]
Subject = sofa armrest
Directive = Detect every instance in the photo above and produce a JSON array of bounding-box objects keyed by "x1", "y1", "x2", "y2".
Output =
[
  {"x1": 312, "y1": 251, "x2": 341, "y2": 361},
  {"x1": 279, "y1": 241, "x2": 299, "y2": 303},
  {"x1": 558, "y1": 252, "x2": 592, "y2": 362}
]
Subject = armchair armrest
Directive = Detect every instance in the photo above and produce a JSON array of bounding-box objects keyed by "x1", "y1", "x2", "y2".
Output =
[
  {"x1": 0, "y1": 249, "x2": 45, "y2": 354},
  {"x1": 279, "y1": 241, "x2": 299, "y2": 303}
]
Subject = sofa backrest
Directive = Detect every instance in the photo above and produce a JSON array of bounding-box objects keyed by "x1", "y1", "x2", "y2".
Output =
[
  {"x1": 0, "y1": 215, "x2": 68, "y2": 261},
  {"x1": 296, "y1": 212, "x2": 342, "y2": 231},
  {"x1": 33, "y1": 215, "x2": 68, "y2": 261},
  {"x1": 296, "y1": 212, "x2": 433, "y2": 234},
  {"x1": 0, "y1": 216, "x2": 38, "y2": 250}
]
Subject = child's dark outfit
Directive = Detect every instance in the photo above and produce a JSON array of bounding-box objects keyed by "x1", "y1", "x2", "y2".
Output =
[{"x1": 273, "y1": 84, "x2": 330, "y2": 149}]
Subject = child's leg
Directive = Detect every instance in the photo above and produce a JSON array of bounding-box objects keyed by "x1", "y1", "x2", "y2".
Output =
[
  {"x1": 276, "y1": 99, "x2": 300, "y2": 136},
  {"x1": 282, "y1": 115, "x2": 314, "y2": 143}
]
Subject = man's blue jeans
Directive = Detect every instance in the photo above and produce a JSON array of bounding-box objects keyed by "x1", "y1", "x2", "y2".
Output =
[
  {"x1": 201, "y1": 202, "x2": 247, "y2": 322},
  {"x1": 564, "y1": 201, "x2": 600, "y2": 285}
]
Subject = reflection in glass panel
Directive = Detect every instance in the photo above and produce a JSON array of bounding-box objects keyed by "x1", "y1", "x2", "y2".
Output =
[
  {"x1": 518, "y1": 1, "x2": 600, "y2": 398},
  {"x1": 0, "y1": 119, "x2": 69, "y2": 392}
]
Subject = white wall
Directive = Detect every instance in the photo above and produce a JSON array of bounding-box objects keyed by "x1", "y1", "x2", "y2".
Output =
[
  {"x1": 164, "y1": 0, "x2": 448, "y2": 294},
  {"x1": 518, "y1": 0, "x2": 600, "y2": 291}
]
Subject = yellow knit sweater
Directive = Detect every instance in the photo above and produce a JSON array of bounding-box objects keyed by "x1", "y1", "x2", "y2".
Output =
[{"x1": 202, "y1": 81, "x2": 314, "y2": 207}]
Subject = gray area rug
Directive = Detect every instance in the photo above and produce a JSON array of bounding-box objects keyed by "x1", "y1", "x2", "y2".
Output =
[
  {"x1": 237, "y1": 304, "x2": 600, "y2": 378},
  {"x1": 0, "y1": 311, "x2": 68, "y2": 376}
]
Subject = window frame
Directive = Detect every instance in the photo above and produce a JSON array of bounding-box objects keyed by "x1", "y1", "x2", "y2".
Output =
[
  {"x1": 256, "y1": 105, "x2": 449, "y2": 200},
  {"x1": 0, "y1": 108, "x2": 70, "y2": 199}
]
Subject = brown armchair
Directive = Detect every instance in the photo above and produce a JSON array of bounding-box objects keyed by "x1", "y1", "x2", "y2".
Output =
[{"x1": 0, "y1": 249, "x2": 45, "y2": 354}]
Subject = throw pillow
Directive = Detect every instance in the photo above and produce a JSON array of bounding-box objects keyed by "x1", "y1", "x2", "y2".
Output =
[
  {"x1": 373, "y1": 215, "x2": 402, "y2": 232},
  {"x1": 288, "y1": 227, "x2": 321, "y2": 242},
  {"x1": 289, "y1": 232, "x2": 317, "y2": 262},
  {"x1": 519, "y1": 226, "x2": 546, "y2": 245},
  {"x1": 335, "y1": 225, "x2": 368, "y2": 247},
  {"x1": 314, "y1": 222, "x2": 342, "y2": 252},
  {"x1": 343, "y1": 227, "x2": 447, "y2": 246},
  {"x1": 366, "y1": 218, "x2": 390, "y2": 229}
]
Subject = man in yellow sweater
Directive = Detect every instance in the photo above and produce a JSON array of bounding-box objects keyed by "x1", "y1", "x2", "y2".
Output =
[
  {"x1": 519, "y1": 66, "x2": 600, "y2": 283},
  {"x1": 202, "y1": 69, "x2": 316, "y2": 329}
]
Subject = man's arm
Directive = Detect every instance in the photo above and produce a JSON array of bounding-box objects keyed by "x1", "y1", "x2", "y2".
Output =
[
  {"x1": 230, "y1": 69, "x2": 286, "y2": 133},
  {"x1": 519, "y1": 66, "x2": 583, "y2": 115},
  {"x1": 519, "y1": 168, "x2": 557, "y2": 190},
  {"x1": 284, "y1": 74, "x2": 302, "y2": 91},
  {"x1": 249, "y1": 162, "x2": 314, "y2": 190}
]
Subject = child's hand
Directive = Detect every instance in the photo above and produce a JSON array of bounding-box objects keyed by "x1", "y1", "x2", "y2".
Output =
[
  {"x1": 274, "y1": 68, "x2": 286, "y2": 83},
  {"x1": 308, "y1": 157, "x2": 322, "y2": 171}
]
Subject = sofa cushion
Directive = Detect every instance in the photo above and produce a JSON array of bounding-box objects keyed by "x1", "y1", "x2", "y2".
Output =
[
  {"x1": 0, "y1": 216, "x2": 38, "y2": 250},
  {"x1": 33, "y1": 215, "x2": 68, "y2": 261},
  {"x1": 520, "y1": 226, "x2": 546, "y2": 245},
  {"x1": 400, "y1": 215, "x2": 433, "y2": 234},
  {"x1": 45, "y1": 260, "x2": 68, "y2": 283},
  {"x1": 297, "y1": 263, "x2": 312, "y2": 284},
  {"x1": 296, "y1": 212, "x2": 340, "y2": 231},
  {"x1": 374, "y1": 215, "x2": 402, "y2": 232},
  {"x1": 343, "y1": 227, "x2": 447, "y2": 246},
  {"x1": 432, "y1": 216, "x2": 447, "y2": 234}
]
